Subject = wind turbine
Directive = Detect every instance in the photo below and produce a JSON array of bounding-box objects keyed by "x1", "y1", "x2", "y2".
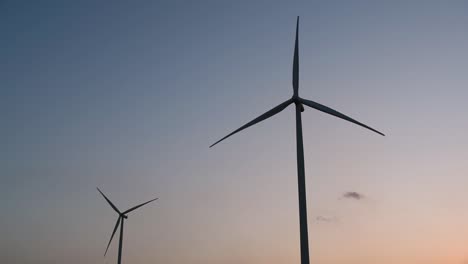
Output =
[
  {"x1": 97, "y1": 188, "x2": 158, "y2": 264},
  {"x1": 210, "y1": 16, "x2": 384, "y2": 264}
]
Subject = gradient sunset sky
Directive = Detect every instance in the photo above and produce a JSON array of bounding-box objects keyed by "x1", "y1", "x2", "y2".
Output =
[{"x1": 2, "y1": 1, "x2": 468, "y2": 264}]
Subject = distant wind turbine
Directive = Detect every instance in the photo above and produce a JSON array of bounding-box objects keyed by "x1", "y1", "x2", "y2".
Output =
[
  {"x1": 210, "y1": 16, "x2": 384, "y2": 264},
  {"x1": 97, "y1": 188, "x2": 158, "y2": 264}
]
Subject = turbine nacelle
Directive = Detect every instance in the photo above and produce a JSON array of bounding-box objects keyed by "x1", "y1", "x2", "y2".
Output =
[{"x1": 293, "y1": 96, "x2": 305, "y2": 112}]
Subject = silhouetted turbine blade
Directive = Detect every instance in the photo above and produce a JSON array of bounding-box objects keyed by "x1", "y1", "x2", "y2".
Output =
[
  {"x1": 292, "y1": 16, "x2": 299, "y2": 95},
  {"x1": 299, "y1": 98, "x2": 385, "y2": 136},
  {"x1": 123, "y1": 198, "x2": 158, "y2": 214},
  {"x1": 210, "y1": 99, "x2": 294, "y2": 148},
  {"x1": 97, "y1": 188, "x2": 121, "y2": 214},
  {"x1": 104, "y1": 216, "x2": 121, "y2": 256}
]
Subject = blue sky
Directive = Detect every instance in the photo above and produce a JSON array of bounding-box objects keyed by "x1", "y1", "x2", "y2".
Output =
[{"x1": 2, "y1": 1, "x2": 468, "y2": 263}]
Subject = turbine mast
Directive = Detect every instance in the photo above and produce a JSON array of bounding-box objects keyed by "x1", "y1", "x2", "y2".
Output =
[
  {"x1": 118, "y1": 217, "x2": 124, "y2": 264},
  {"x1": 296, "y1": 99, "x2": 310, "y2": 264}
]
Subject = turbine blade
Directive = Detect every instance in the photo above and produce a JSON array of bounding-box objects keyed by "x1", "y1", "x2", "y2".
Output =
[
  {"x1": 97, "y1": 188, "x2": 121, "y2": 214},
  {"x1": 210, "y1": 99, "x2": 294, "y2": 148},
  {"x1": 299, "y1": 98, "x2": 385, "y2": 136},
  {"x1": 104, "y1": 216, "x2": 121, "y2": 256},
  {"x1": 123, "y1": 198, "x2": 158, "y2": 215},
  {"x1": 292, "y1": 16, "x2": 299, "y2": 95}
]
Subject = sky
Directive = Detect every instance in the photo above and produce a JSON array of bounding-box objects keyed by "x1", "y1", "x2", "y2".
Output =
[{"x1": 2, "y1": 1, "x2": 468, "y2": 263}]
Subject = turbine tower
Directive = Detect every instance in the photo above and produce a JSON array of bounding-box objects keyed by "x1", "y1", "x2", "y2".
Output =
[
  {"x1": 97, "y1": 188, "x2": 158, "y2": 264},
  {"x1": 210, "y1": 16, "x2": 384, "y2": 264}
]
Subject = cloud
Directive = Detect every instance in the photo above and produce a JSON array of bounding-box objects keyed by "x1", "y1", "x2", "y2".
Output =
[
  {"x1": 342, "y1": 191, "x2": 365, "y2": 200},
  {"x1": 315, "y1": 215, "x2": 337, "y2": 223}
]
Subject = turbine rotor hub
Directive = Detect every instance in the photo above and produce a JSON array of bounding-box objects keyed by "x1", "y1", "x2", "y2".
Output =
[{"x1": 293, "y1": 97, "x2": 305, "y2": 112}]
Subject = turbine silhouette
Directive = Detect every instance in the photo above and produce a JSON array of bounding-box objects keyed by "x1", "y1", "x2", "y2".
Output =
[
  {"x1": 97, "y1": 188, "x2": 158, "y2": 264},
  {"x1": 210, "y1": 16, "x2": 384, "y2": 264}
]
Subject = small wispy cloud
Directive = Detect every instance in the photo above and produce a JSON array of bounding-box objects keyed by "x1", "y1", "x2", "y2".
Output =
[
  {"x1": 315, "y1": 215, "x2": 338, "y2": 223},
  {"x1": 342, "y1": 191, "x2": 365, "y2": 200}
]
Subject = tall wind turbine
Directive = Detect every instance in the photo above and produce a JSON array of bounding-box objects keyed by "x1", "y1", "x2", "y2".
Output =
[
  {"x1": 97, "y1": 188, "x2": 158, "y2": 264},
  {"x1": 210, "y1": 16, "x2": 384, "y2": 264}
]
